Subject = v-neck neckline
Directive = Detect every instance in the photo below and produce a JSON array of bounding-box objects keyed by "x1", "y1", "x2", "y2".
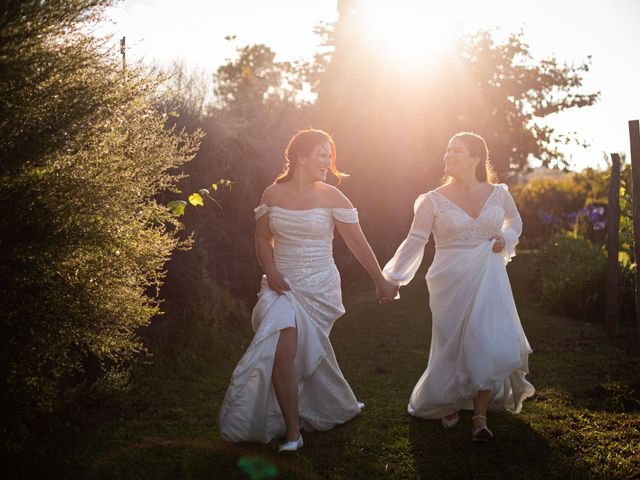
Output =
[{"x1": 432, "y1": 184, "x2": 497, "y2": 221}]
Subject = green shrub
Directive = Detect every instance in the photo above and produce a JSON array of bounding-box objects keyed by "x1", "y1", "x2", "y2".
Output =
[
  {"x1": 0, "y1": 1, "x2": 201, "y2": 425},
  {"x1": 512, "y1": 170, "x2": 608, "y2": 248},
  {"x1": 539, "y1": 234, "x2": 607, "y2": 321}
]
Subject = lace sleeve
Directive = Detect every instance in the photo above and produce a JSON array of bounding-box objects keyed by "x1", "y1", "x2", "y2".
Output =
[
  {"x1": 499, "y1": 184, "x2": 522, "y2": 264},
  {"x1": 383, "y1": 193, "x2": 434, "y2": 286}
]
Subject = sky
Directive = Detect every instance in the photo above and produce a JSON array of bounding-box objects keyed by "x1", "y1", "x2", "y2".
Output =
[{"x1": 99, "y1": 0, "x2": 640, "y2": 171}]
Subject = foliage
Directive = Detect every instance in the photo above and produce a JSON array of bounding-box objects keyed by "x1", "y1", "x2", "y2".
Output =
[
  {"x1": 510, "y1": 161, "x2": 635, "y2": 325},
  {"x1": 512, "y1": 176, "x2": 586, "y2": 245},
  {"x1": 615, "y1": 159, "x2": 634, "y2": 265},
  {"x1": 155, "y1": 60, "x2": 210, "y2": 125},
  {"x1": 166, "y1": 179, "x2": 233, "y2": 216},
  {"x1": 538, "y1": 234, "x2": 608, "y2": 321},
  {"x1": 458, "y1": 31, "x2": 599, "y2": 173},
  {"x1": 214, "y1": 43, "x2": 308, "y2": 111},
  {"x1": 511, "y1": 169, "x2": 609, "y2": 247},
  {"x1": 0, "y1": 0, "x2": 201, "y2": 425}
]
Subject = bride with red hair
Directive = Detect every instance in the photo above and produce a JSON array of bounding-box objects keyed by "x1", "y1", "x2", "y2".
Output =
[{"x1": 219, "y1": 129, "x2": 397, "y2": 451}]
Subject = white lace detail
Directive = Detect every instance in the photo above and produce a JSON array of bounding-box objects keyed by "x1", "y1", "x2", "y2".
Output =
[
  {"x1": 428, "y1": 185, "x2": 506, "y2": 249},
  {"x1": 383, "y1": 183, "x2": 522, "y2": 287}
]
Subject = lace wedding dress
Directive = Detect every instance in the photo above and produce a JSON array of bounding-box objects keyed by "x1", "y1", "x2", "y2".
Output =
[
  {"x1": 383, "y1": 184, "x2": 535, "y2": 418},
  {"x1": 218, "y1": 206, "x2": 363, "y2": 443}
]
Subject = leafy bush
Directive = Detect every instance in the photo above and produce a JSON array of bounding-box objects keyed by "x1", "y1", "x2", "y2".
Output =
[
  {"x1": 0, "y1": 1, "x2": 201, "y2": 425},
  {"x1": 538, "y1": 234, "x2": 607, "y2": 322},
  {"x1": 512, "y1": 170, "x2": 608, "y2": 248}
]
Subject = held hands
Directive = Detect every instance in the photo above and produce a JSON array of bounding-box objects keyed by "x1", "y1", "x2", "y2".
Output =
[
  {"x1": 491, "y1": 234, "x2": 505, "y2": 252},
  {"x1": 376, "y1": 279, "x2": 399, "y2": 304},
  {"x1": 266, "y1": 269, "x2": 290, "y2": 295}
]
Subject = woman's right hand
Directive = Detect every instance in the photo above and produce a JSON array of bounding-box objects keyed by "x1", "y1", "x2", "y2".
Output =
[
  {"x1": 266, "y1": 269, "x2": 290, "y2": 295},
  {"x1": 376, "y1": 279, "x2": 399, "y2": 304}
]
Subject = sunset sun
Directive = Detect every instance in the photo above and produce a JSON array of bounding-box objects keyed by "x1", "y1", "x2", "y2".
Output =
[{"x1": 360, "y1": 1, "x2": 456, "y2": 68}]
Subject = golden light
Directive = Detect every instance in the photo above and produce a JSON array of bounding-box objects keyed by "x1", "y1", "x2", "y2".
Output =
[{"x1": 360, "y1": 0, "x2": 457, "y2": 70}]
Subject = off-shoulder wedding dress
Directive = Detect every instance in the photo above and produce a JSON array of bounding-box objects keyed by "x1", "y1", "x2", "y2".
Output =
[
  {"x1": 383, "y1": 184, "x2": 535, "y2": 418},
  {"x1": 219, "y1": 206, "x2": 363, "y2": 443}
]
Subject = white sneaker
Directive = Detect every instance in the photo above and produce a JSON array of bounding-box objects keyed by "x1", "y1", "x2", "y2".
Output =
[{"x1": 278, "y1": 435, "x2": 303, "y2": 452}]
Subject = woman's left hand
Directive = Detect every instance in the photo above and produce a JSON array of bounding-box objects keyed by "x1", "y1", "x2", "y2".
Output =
[
  {"x1": 376, "y1": 279, "x2": 399, "y2": 304},
  {"x1": 491, "y1": 234, "x2": 505, "y2": 252}
]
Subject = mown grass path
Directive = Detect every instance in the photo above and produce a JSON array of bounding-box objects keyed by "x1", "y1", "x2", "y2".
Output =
[{"x1": 14, "y1": 253, "x2": 640, "y2": 479}]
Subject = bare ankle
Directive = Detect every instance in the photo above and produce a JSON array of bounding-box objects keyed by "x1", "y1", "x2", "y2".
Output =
[
  {"x1": 472, "y1": 414, "x2": 487, "y2": 428},
  {"x1": 285, "y1": 429, "x2": 300, "y2": 441}
]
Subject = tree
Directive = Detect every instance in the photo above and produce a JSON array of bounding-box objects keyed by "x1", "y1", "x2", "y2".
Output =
[
  {"x1": 309, "y1": 0, "x2": 599, "y2": 258},
  {"x1": 214, "y1": 43, "x2": 302, "y2": 114},
  {"x1": 0, "y1": 0, "x2": 201, "y2": 426},
  {"x1": 458, "y1": 31, "x2": 599, "y2": 174}
]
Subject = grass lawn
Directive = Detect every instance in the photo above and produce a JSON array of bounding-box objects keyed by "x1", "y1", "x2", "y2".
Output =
[{"x1": 7, "y1": 252, "x2": 640, "y2": 479}]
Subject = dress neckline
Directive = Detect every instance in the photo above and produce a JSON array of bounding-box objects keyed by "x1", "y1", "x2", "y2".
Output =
[
  {"x1": 266, "y1": 205, "x2": 354, "y2": 212},
  {"x1": 431, "y1": 184, "x2": 497, "y2": 221}
]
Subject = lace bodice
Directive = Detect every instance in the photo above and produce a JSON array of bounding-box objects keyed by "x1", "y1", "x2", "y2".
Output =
[{"x1": 383, "y1": 184, "x2": 522, "y2": 285}]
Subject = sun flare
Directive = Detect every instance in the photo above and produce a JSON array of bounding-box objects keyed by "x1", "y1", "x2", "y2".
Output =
[{"x1": 360, "y1": 1, "x2": 456, "y2": 69}]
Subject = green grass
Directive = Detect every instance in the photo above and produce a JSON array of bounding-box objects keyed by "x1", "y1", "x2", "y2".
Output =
[{"x1": 6, "y1": 252, "x2": 640, "y2": 479}]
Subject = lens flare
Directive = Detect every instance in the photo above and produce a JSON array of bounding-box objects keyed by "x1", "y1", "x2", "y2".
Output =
[{"x1": 238, "y1": 456, "x2": 278, "y2": 480}]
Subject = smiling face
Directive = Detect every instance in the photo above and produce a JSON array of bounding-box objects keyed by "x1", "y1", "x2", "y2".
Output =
[
  {"x1": 300, "y1": 141, "x2": 332, "y2": 181},
  {"x1": 443, "y1": 137, "x2": 479, "y2": 180}
]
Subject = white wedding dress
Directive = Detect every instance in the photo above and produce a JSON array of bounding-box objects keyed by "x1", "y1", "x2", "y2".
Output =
[
  {"x1": 218, "y1": 206, "x2": 363, "y2": 443},
  {"x1": 383, "y1": 184, "x2": 534, "y2": 418}
]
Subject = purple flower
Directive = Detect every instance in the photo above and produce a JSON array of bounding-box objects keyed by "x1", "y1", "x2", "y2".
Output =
[
  {"x1": 538, "y1": 210, "x2": 556, "y2": 225},
  {"x1": 585, "y1": 205, "x2": 606, "y2": 221},
  {"x1": 593, "y1": 221, "x2": 606, "y2": 231}
]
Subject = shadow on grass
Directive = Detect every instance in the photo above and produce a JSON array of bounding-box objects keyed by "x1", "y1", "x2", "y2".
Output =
[
  {"x1": 408, "y1": 411, "x2": 588, "y2": 480},
  {"x1": 84, "y1": 437, "x2": 324, "y2": 480},
  {"x1": 578, "y1": 381, "x2": 640, "y2": 413}
]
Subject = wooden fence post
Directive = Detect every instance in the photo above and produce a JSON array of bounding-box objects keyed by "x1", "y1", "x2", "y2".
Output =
[
  {"x1": 629, "y1": 120, "x2": 640, "y2": 337},
  {"x1": 605, "y1": 153, "x2": 620, "y2": 331}
]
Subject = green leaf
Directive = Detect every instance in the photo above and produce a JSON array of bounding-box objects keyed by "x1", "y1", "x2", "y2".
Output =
[
  {"x1": 167, "y1": 200, "x2": 187, "y2": 216},
  {"x1": 211, "y1": 183, "x2": 218, "y2": 191},
  {"x1": 188, "y1": 193, "x2": 204, "y2": 207}
]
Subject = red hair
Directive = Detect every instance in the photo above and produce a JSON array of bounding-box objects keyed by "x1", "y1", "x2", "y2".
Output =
[{"x1": 275, "y1": 129, "x2": 348, "y2": 183}]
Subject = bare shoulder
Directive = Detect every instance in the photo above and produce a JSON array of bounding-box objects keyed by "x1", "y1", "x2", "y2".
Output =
[
  {"x1": 317, "y1": 183, "x2": 354, "y2": 208},
  {"x1": 261, "y1": 183, "x2": 282, "y2": 205},
  {"x1": 433, "y1": 183, "x2": 452, "y2": 195}
]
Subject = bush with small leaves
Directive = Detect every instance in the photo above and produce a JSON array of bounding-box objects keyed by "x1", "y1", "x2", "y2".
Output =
[{"x1": 0, "y1": 0, "x2": 202, "y2": 428}]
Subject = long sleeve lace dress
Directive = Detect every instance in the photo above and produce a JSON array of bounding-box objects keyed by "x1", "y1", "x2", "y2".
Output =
[{"x1": 383, "y1": 184, "x2": 535, "y2": 418}]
